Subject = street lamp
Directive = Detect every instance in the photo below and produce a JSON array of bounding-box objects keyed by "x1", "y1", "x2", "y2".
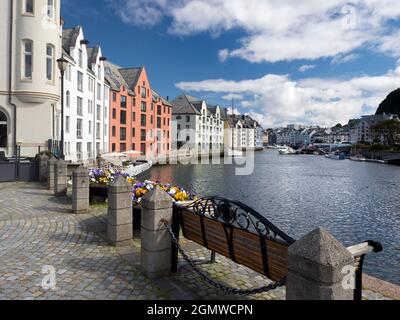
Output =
[{"x1": 57, "y1": 57, "x2": 68, "y2": 160}]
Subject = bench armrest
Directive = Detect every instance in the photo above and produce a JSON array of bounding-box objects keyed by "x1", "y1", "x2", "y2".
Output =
[{"x1": 347, "y1": 240, "x2": 383, "y2": 257}]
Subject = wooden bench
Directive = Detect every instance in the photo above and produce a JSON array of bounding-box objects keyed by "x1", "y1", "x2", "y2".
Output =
[{"x1": 171, "y1": 197, "x2": 382, "y2": 300}]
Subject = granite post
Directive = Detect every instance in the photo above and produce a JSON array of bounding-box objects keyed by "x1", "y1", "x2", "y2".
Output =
[
  {"x1": 107, "y1": 175, "x2": 133, "y2": 246},
  {"x1": 140, "y1": 186, "x2": 173, "y2": 279},
  {"x1": 72, "y1": 167, "x2": 89, "y2": 213},
  {"x1": 39, "y1": 154, "x2": 49, "y2": 183},
  {"x1": 286, "y1": 227, "x2": 355, "y2": 300},
  {"x1": 47, "y1": 157, "x2": 57, "y2": 190},
  {"x1": 54, "y1": 160, "x2": 68, "y2": 197}
]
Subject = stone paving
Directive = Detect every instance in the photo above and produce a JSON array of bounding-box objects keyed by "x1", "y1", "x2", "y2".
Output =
[{"x1": 0, "y1": 182, "x2": 394, "y2": 300}]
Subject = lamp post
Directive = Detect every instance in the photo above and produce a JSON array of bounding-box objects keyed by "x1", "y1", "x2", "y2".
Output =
[{"x1": 57, "y1": 57, "x2": 68, "y2": 160}]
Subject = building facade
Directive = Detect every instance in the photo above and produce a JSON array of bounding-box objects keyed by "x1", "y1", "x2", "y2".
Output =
[
  {"x1": 1, "y1": 0, "x2": 62, "y2": 157},
  {"x1": 61, "y1": 26, "x2": 109, "y2": 163},
  {"x1": 223, "y1": 114, "x2": 263, "y2": 150},
  {"x1": 348, "y1": 114, "x2": 397, "y2": 144},
  {"x1": 105, "y1": 61, "x2": 172, "y2": 158},
  {"x1": 171, "y1": 94, "x2": 224, "y2": 153}
]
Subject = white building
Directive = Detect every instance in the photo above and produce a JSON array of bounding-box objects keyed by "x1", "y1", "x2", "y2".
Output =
[
  {"x1": 348, "y1": 114, "x2": 397, "y2": 144},
  {"x1": 224, "y1": 114, "x2": 263, "y2": 150},
  {"x1": 61, "y1": 26, "x2": 109, "y2": 163},
  {"x1": 171, "y1": 94, "x2": 224, "y2": 153},
  {"x1": 0, "y1": 0, "x2": 62, "y2": 157}
]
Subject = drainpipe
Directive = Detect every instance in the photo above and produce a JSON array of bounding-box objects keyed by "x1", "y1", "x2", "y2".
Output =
[{"x1": 8, "y1": 0, "x2": 17, "y2": 158}]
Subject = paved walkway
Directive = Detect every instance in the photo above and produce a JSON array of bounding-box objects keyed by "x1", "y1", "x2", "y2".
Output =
[{"x1": 0, "y1": 182, "x2": 394, "y2": 300}]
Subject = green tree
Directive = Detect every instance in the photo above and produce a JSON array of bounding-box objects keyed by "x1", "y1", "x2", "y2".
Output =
[{"x1": 371, "y1": 120, "x2": 400, "y2": 146}]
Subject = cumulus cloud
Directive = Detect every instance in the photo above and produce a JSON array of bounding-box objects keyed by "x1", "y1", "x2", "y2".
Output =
[
  {"x1": 176, "y1": 66, "x2": 400, "y2": 128},
  {"x1": 111, "y1": 0, "x2": 400, "y2": 63},
  {"x1": 298, "y1": 65, "x2": 316, "y2": 73}
]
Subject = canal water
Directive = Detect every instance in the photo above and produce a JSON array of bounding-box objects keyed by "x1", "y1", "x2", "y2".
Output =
[{"x1": 140, "y1": 150, "x2": 400, "y2": 285}]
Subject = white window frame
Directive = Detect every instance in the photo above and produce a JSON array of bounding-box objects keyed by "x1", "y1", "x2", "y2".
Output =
[
  {"x1": 46, "y1": 44, "x2": 54, "y2": 82},
  {"x1": 22, "y1": 39, "x2": 33, "y2": 80},
  {"x1": 23, "y1": 0, "x2": 35, "y2": 15},
  {"x1": 47, "y1": 0, "x2": 54, "y2": 19}
]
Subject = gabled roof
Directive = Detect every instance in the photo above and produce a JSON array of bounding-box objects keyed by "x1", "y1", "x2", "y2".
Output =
[
  {"x1": 118, "y1": 67, "x2": 143, "y2": 89},
  {"x1": 171, "y1": 93, "x2": 202, "y2": 115},
  {"x1": 152, "y1": 89, "x2": 172, "y2": 107},
  {"x1": 86, "y1": 46, "x2": 100, "y2": 66},
  {"x1": 62, "y1": 26, "x2": 81, "y2": 54},
  {"x1": 104, "y1": 61, "x2": 135, "y2": 95}
]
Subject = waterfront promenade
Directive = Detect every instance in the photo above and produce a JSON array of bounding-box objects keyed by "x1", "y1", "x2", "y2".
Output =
[{"x1": 0, "y1": 182, "x2": 397, "y2": 300}]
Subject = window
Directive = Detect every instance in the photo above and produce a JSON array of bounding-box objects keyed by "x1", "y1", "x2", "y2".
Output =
[
  {"x1": 120, "y1": 143, "x2": 126, "y2": 152},
  {"x1": 47, "y1": 0, "x2": 54, "y2": 19},
  {"x1": 66, "y1": 91, "x2": 70, "y2": 108},
  {"x1": 141, "y1": 114, "x2": 146, "y2": 127},
  {"x1": 77, "y1": 97, "x2": 83, "y2": 115},
  {"x1": 112, "y1": 126, "x2": 116, "y2": 137},
  {"x1": 88, "y1": 78, "x2": 94, "y2": 92},
  {"x1": 186, "y1": 116, "x2": 190, "y2": 123},
  {"x1": 104, "y1": 124, "x2": 107, "y2": 136},
  {"x1": 77, "y1": 71, "x2": 83, "y2": 91},
  {"x1": 87, "y1": 142, "x2": 92, "y2": 159},
  {"x1": 96, "y1": 123, "x2": 101, "y2": 140},
  {"x1": 132, "y1": 112, "x2": 136, "y2": 122},
  {"x1": 78, "y1": 49, "x2": 83, "y2": 68},
  {"x1": 112, "y1": 92, "x2": 117, "y2": 102},
  {"x1": 150, "y1": 115, "x2": 154, "y2": 124},
  {"x1": 132, "y1": 98, "x2": 136, "y2": 107},
  {"x1": 46, "y1": 45, "x2": 54, "y2": 81},
  {"x1": 97, "y1": 83, "x2": 102, "y2": 100},
  {"x1": 77, "y1": 119, "x2": 83, "y2": 138},
  {"x1": 22, "y1": 40, "x2": 33, "y2": 79},
  {"x1": 76, "y1": 142, "x2": 82, "y2": 160},
  {"x1": 96, "y1": 104, "x2": 101, "y2": 121},
  {"x1": 120, "y1": 110, "x2": 126, "y2": 124},
  {"x1": 98, "y1": 65, "x2": 101, "y2": 78},
  {"x1": 65, "y1": 116, "x2": 70, "y2": 133},
  {"x1": 24, "y1": 0, "x2": 34, "y2": 14},
  {"x1": 141, "y1": 102, "x2": 146, "y2": 112},
  {"x1": 157, "y1": 117, "x2": 161, "y2": 129},
  {"x1": 112, "y1": 143, "x2": 116, "y2": 152},
  {"x1": 141, "y1": 87, "x2": 146, "y2": 98},
  {"x1": 157, "y1": 105, "x2": 162, "y2": 116},
  {"x1": 112, "y1": 108, "x2": 116, "y2": 119},
  {"x1": 132, "y1": 128, "x2": 136, "y2": 137},
  {"x1": 120, "y1": 128, "x2": 126, "y2": 141},
  {"x1": 141, "y1": 129, "x2": 146, "y2": 141},
  {"x1": 121, "y1": 96, "x2": 127, "y2": 108},
  {"x1": 88, "y1": 100, "x2": 93, "y2": 114},
  {"x1": 132, "y1": 143, "x2": 136, "y2": 151},
  {"x1": 141, "y1": 143, "x2": 146, "y2": 155},
  {"x1": 65, "y1": 64, "x2": 71, "y2": 81}
]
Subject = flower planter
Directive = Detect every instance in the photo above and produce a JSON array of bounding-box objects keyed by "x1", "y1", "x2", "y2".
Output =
[{"x1": 89, "y1": 184, "x2": 108, "y2": 202}]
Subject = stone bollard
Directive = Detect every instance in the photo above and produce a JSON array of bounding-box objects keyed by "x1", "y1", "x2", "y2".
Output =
[
  {"x1": 72, "y1": 167, "x2": 89, "y2": 213},
  {"x1": 39, "y1": 154, "x2": 49, "y2": 183},
  {"x1": 107, "y1": 175, "x2": 133, "y2": 246},
  {"x1": 286, "y1": 227, "x2": 355, "y2": 300},
  {"x1": 140, "y1": 186, "x2": 173, "y2": 279},
  {"x1": 47, "y1": 157, "x2": 57, "y2": 190},
  {"x1": 54, "y1": 160, "x2": 68, "y2": 197}
]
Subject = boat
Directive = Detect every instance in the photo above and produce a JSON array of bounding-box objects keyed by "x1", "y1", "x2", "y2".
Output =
[
  {"x1": 325, "y1": 151, "x2": 347, "y2": 160},
  {"x1": 279, "y1": 147, "x2": 297, "y2": 155},
  {"x1": 349, "y1": 155, "x2": 366, "y2": 162}
]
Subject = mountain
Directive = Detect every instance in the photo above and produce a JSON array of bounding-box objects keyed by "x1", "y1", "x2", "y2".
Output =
[{"x1": 376, "y1": 88, "x2": 400, "y2": 116}]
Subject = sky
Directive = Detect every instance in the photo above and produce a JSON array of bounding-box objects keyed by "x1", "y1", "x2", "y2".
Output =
[{"x1": 61, "y1": 0, "x2": 400, "y2": 128}]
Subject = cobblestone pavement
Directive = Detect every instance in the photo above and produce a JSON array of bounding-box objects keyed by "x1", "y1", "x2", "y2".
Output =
[{"x1": 0, "y1": 182, "x2": 394, "y2": 300}]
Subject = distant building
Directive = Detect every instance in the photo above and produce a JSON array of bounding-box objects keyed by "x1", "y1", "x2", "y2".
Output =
[
  {"x1": 171, "y1": 94, "x2": 224, "y2": 153},
  {"x1": 348, "y1": 114, "x2": 398, "y2": 144},
  {"x1": 275, "y1": 125, "x2": 317, "y2": 146}
]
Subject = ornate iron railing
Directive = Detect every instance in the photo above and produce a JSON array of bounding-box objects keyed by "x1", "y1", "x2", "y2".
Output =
[{"x1": 179, "y1": 197, "x2": 296, "y2": 245}]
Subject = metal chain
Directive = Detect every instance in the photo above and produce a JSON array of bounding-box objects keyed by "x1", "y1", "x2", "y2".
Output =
[{"x1": 162, "y1": 220, "x2": 286, "y2": 296}]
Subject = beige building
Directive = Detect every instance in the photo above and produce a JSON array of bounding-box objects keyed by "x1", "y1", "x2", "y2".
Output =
[{"x1": 0, "y1": 0, "x2": 62, "y2": 157}]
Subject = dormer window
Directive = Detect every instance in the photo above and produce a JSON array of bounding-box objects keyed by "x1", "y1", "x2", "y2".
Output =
[{"x1": 24, "y1": 0, "x2": 34, "y2": 14}]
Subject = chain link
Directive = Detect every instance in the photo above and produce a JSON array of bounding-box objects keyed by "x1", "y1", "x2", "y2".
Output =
[{"x1": 162, "y1": 220, "x2": 286, "y2": 296}]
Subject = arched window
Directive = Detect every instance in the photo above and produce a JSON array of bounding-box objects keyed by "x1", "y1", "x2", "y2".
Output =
[
  {"x1": 22, "y1": 40, "x2": 33, "y2": 79},
  {"x1": 0, "y1": 111, "x2": 7, "y2": 148},
  {"x1": 46, "y1": 44, "x2": 54, "y2": 81},
  {"x1": 66, "y1": 91, "x2": 70, "y2": 108}
]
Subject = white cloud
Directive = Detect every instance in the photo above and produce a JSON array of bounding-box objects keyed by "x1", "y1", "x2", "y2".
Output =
[
  {"x1": 331, "y1": 53, "x2": 360, "y2": 65},
  {"x1": 176, "y1": 65, "x2": 400, "y2": 128},
  {"x1": 298, "y1": 64, "x2": 316, "y2": 73},
  {"x1": 221, "y1": 93, "x2": 243, "y2": 101},
  {"x1": 218, "y1": 49, "x2": 230, "y2": 62},
  {"x1": 112, "y1": 0, "x2": 400, "y2": 63}
]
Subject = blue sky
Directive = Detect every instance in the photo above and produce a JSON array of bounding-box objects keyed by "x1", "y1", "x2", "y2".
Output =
[{"x1": 62, "y1": 0, "x2": 400, "y2": 128}]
